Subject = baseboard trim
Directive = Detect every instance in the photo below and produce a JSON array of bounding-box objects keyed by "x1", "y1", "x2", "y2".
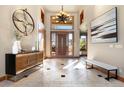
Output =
[
  {"x1": 118, "y1": 76, "x2": 124, "y2": 82},
  {"x1": 0, "y1": 76, "x2": 6, "y2": 82},
  {"x1": 92, "y1": 65, "x2": 124, "y2": 82}
]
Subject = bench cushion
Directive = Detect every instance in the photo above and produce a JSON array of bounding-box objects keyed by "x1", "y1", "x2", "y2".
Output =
[{"x1": 86, "y1": 59, "x2": 118, "y2": 70}]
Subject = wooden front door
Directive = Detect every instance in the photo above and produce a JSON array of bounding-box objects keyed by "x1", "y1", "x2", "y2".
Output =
[
  {"x1": 51, "y1": 32, "x2": 74, "y2": 57},
  {"x1": 57, "y1": 33, "x2": 67, "y2": 56}
]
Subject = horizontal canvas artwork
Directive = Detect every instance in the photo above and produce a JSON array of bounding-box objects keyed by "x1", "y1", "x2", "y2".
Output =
[{"x1": 91, "y1": 7, "x2": 118, "y2": 43}]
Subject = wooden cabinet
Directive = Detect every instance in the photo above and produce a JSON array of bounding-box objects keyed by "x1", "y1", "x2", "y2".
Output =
[
  {"x1": 37, "y1": 52, "x2": 43, "y2": 62},
  {"x1": 16, "y1": 54, "x2": 28, "y2": 72},
  {"x1": 28, "y1": 53, "x2": 38, "y2": 66},
  {"x1": 6, "y1": 51, "x2": 43, "y2": 75}
]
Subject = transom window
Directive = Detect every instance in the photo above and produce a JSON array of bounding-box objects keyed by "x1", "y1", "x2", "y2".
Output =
[{"x1": 51, "y1": 16, "x2": 74, "y2": 30}]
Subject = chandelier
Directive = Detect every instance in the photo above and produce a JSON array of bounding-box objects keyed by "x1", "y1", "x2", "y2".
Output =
[{"x1": 54, "y1": 5, "x2": 72, "y2": 23}]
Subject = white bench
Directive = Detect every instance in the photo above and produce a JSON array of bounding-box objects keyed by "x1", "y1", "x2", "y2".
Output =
[{"x1": 85, "y1": 59, "x2": 118, "y2": 81}]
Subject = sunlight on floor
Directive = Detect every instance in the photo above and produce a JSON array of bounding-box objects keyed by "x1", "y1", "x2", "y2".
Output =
[
  {"x1": 73, "y1": 61, "x2": 86, "y2": 69},
  {"x1": 63, "y1": 59, "x2": 78, "y2": 69}
]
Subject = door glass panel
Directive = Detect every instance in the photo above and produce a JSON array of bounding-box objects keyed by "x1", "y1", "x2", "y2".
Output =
[
  {"x1": 38, "y1": 32, "x2": 44, "y2": 51},
  {"x1": 68, "y1": 33, "x2": 73, "y2": 56},
  {"x1": 51, "y1": 33, "x2": 56, "y2": 56}
]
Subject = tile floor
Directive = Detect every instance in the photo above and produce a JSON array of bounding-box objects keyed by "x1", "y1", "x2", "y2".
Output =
[{"x1": 0, "y1": 57, "x2": 124, "y2": 87}]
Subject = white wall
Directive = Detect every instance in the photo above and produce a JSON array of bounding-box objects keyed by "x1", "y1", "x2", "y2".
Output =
[
  {"x1": 0, "y1": 5, "x2": 41, "y2": 77},
  {"x1": 16, "y1": 5, "x2": 41, "y2": 51},
  {"x1": 84, "y1": 5, "x2": 124, "y2": 77},
  {"x1": 0, "y1": 6, "x2": 15, "y2": 76},
  {"x1": 44, "y1": 12, "x2": 80, "y2": 57}
]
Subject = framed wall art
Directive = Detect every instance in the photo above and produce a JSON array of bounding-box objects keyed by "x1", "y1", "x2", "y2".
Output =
[{"x1": 91, "y1": 7, "x2": 118, "y2": 43}]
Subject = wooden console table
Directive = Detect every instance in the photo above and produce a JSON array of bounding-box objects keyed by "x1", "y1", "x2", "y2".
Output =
[{"x1": 6, "y1": 51, "x2": 43, "y2": 76}]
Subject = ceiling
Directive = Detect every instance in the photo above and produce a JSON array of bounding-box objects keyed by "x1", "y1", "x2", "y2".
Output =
[{"x1": 42, "y1": 5, "x2": 83, "y2": 13}]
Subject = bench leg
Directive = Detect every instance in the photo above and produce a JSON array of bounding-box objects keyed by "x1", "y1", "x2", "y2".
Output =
[
  {"x1": 105, "y1": 70, "x2": 118, "y2": 81},
  {"x1": 105, "y1": 70, "x2": 110, "y2": 81},
  {"x1": 86, "y1": 62, "x2": 87, "y2": 69},
  {"x1": 86, "y1": 62, "x2": 93, "y2": 69},
  {"x1": 115, "y1": 69, "x2": 118, "y2": 79},
  {"x1": 91, "y1": 64, "x2": 93, "y2": 69},
  {"x1": 107, "y1": 70, "x2": 110, "y2": 81}
]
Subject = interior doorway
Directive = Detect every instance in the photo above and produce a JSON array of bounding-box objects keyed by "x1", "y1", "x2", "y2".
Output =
[{"x1": 51, "y1": 31, "x2": 74, "y2": 57}]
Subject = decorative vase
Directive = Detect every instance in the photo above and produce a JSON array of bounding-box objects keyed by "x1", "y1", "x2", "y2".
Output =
[{"x1": 12, "y1": 40, "x2": 22, "y2": 54}]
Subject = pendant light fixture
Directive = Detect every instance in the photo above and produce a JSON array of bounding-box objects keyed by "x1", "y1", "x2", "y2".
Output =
[{"x1": 54, "y1": 5, "x2": 72, "y2": 23}]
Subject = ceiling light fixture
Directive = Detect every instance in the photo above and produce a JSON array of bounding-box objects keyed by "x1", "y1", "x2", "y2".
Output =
[{"x1": 55, "y1": 5, "x2": 72, "y2": 23}]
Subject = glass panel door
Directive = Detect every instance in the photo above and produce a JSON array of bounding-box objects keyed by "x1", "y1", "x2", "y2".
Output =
[{"x1": 51, "y1": 32, "x2": 73, "y2": 57}]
